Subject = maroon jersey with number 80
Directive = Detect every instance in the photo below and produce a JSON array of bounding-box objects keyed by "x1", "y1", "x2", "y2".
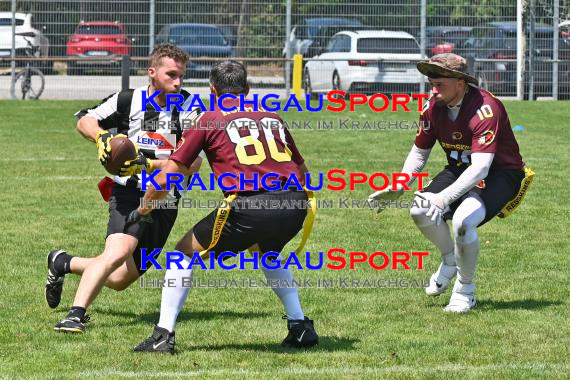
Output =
[
  {"x1": 170, "y1": 97, "x2": 305, "y2": 192},
  {"x1": 415, "y1": 87, "x2": 524, "y2": 170}
]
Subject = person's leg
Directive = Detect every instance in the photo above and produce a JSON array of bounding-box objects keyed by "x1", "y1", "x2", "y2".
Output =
[
  {"x1": 444, "y1": 195, "x2": 485, "y2": 313},
  {"x1": 156, "y1": 229, "x2": 197, "y2": 332},
  {"x1": 410, "y1": 196, "x2": 456, "y2": 266},
  {"x1": 133, "y1": 229, "x2": 198, "y2": 354},
  {"x1": 54, "y1": 233, "x2": 138, "y2": 333},
  {"x1": 104, "y1": 255, "x2": 144, "y2": 291},
  {"x1": 73, "y1": 233, "x2": 139, "y2": 307},
  {"x1": 255, "y1": 191, "x2": 318, "y2": 348},
  {"x1": 411, "y1": 170, "x2": 458, "y2": 296},
  {"x1": 49, "y1": 249, "x2": 139, "y2": 278},
  {"x1": 45, "y1": 249, "x2": 144, "y2": 309},
  {"x1": 443, "y1": 169, "x2": 524, "y2": 313},
  {"x1": 256, "y1": 245, "x2": 304, "y2": 320}
]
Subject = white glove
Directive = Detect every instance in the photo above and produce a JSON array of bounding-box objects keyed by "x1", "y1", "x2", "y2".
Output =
[
  {"x1": 368, "y1": 188, "x2": 404, "y2": 213},
  {"x1": 414, "y1": 191, "x2": 449, "y2": 226}
]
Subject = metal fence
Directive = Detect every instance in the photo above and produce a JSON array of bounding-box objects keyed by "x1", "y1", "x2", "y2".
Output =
[{"x1": 1, "y1": 0, "x2": 570, "y2": 100}]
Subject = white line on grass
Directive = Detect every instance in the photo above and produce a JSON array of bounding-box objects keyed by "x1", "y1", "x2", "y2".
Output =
[
  {"x1": 80, "y1": 363, "x2": 570, "y2": 378},
  {"x1": 7, "y1": 157, "x2": 69, "y2": 161}
]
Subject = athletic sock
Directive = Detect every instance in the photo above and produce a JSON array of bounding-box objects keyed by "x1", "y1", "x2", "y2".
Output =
[
  {"x1": 68, "y1": 306, "x2": 86, "y2": 320},
  {"x1": 455, "y1": 237, "x2": 480, "y2": 284},
  {"x1": 442, "y1": 250, "x2": 456, "y2": 266},
  {"x1": 260, "y1": 265, "x2": 304, "y2": 320},
  {"x1": 416, "y1": 223, "x2": 456, "y2": 266},
  {"x1": 54, "y1": 252, "x2": 74, "y2": 275},
  {"x1": 157, "y1": 253, "x2": 193, "y2": 332}
]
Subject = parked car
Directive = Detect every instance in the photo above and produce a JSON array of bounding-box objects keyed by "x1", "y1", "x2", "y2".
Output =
[
  {"x1": 284, "y1": 17, "x2": 363, "y2": 58},
  {"x1": 284, "y1": 18, "x2": 365, "y2": 85},
  {"x1": 462, "y1": 21, "x2": 570, "y2": 98},
  {"x1": 304, "y1": 25, "x2": 377, "y2": 59},
  {"x1": 304, "y1": 30, "x2": 423, "y2": 96},
  {"x1": 217, "y1": 24, "x2": 237, "y2": 47},
  {"x1": 560, "y1": 20, "x2": 570, "y2": 41},
  {"x1": 425, "y1": 26, "x2": 473, "y2": 56},
  {"x1": 0, "y1": 12, "x2": 49, "y2": 61},
  {"x1": 66, "y1": 21, "x2": 132, "y2": 75},
  {"x1": 156, "y1": 23, "x2": 233, "y2": 78}
]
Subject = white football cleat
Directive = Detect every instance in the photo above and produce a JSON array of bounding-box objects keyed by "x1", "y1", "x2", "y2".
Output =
[
  {"x1": 425, "y1": 263, "x2": 457, "y2": 296},
  {"x1": 443, "y1": 280, "x2": 476, "y2": 313}
]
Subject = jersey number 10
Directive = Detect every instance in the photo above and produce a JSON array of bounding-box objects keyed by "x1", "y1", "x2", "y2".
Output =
[
  {"x1": 226, "y1": 117, "x2": 293, "y2": 165},
  {"x1": 476, "y1": 104, "x2": 493, "y2": 120}
]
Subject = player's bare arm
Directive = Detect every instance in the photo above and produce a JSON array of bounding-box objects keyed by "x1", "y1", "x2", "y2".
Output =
[
  {"x1": 76, "y1": 116, "x2": 103, "y2": 142},
  {"x1": 77, "y1": 116, "x2": 127, "y2": 166}
]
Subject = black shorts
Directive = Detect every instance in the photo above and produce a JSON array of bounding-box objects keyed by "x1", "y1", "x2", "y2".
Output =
[
  {"x1": 107, "y1": 184, "x2": 178, "y2": 274},
  {"x1": 193, "y1": 190, "x2": 308, "y2": 257},
  {"x1": 423, "y1": 166, "x2": 525, "y2": 226}
]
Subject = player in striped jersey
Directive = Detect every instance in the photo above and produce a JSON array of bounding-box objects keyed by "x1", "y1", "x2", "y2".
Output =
[{"x1": 48, "y1": 44, "x2": 203, "y2": 333}]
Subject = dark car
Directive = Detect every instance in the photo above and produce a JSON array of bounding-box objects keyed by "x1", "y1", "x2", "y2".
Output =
[
  {"x1": 425, "y1": 26, "x2": 473, "y2": 57},
  {"x1": 156, "y1": 23, "x2": 233, "y2": 77},
  {"x1": 462, "y1": 21, "x2": 570, "y2": 98}
]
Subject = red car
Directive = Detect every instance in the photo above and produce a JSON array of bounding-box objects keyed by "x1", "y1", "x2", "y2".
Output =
[{"x1": 66, "y1": 21, "x2": 132, "y2": 74}]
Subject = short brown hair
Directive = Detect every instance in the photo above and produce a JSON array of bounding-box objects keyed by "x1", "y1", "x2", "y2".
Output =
[{"x1": 148, "y1": 43, "x2": 189, "y2": 68}]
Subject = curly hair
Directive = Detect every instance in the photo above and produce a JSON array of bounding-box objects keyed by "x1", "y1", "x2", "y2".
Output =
[{"x1": 148, "y1": 43, "x2": 189, "y2": 68}]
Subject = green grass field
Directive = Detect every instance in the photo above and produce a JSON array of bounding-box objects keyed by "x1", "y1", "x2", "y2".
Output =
[{"x1": 0, "y1": 99, "x2": 568, "y2": 379}]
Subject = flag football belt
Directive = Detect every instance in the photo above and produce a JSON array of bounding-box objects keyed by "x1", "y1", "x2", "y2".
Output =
[
  {"x1": 498, "y1": 166, "x2": 535, "y2": 218},
  {"x1": 199, "y1": 188, "x2": 317, "y2": 258}
]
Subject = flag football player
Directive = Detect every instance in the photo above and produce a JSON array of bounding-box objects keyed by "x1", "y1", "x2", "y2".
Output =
[{"x1": 370, "y1": 53, "x2": 533, "y2": 313}]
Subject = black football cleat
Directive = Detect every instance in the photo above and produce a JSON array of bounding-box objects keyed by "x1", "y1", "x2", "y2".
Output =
[
  {"x1": 45, "y1": 250, "x2": 66, "y2": 309},
  {"x1": 133, "y1": 325, "x2": 175, "y2": 354},
  {"x1": 281, "y1": 316, "x2": 319, "y2": 348},
  {"x1": 54, "y1": 315, "x2": 90, "y2": 334}
]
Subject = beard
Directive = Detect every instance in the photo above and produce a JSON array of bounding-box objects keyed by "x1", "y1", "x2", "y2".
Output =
[{"x1": 434, "y1": 95, "x2": 447, "y2": 106}]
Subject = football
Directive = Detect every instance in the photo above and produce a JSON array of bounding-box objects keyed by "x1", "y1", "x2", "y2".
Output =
[{"x1": 104, "y1": 137, "x2": 137, "y2": 175}]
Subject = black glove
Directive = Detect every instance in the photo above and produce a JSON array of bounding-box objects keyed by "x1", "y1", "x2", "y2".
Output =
[{"x1": 124, "y1": 209, "x2": 153, "y2": 232}]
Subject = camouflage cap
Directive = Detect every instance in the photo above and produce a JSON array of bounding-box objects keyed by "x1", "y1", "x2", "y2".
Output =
[{"x1": 417, "y1": 53, "x2": 478, "y2": 86}]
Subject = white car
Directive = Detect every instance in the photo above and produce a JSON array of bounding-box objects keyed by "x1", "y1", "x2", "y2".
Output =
[
  {"x1": 0, "y1": 12, "x2": 49, "y2": 59},
  {"x1": 304, "y1": 30, "x2": 423, "y2": 96}
]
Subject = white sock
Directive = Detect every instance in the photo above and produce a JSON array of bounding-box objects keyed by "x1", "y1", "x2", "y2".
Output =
[
  {"x1": 157, "y1": 253, "x2": 193, "y2": 332},
  {"x1": 452, "y1": 195, "x2": 486, "y2": 285},
  {"x1": 455, "y1": 237, "x2": 480, "y2": 284},
  {"x1": 260, "y1": 264, "x2": 304, "y2": 320}
]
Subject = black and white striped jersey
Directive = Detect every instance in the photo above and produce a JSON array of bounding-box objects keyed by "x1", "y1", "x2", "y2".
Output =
[{"x1": 76, "y1": 85, "x2": 201, "y2": 197}]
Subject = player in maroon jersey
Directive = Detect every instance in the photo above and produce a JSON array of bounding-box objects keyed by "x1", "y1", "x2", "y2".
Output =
[
  {"x1": 129, "y1": 61, "x2": 318, "y2": 353},
  {"x1": 370, "y1": 53, "x2": 532, "y2": 313}
]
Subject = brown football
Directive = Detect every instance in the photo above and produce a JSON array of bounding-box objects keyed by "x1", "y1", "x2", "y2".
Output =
[{"x1": 104, "y1": 137, "x2": 137, "y2": 175}]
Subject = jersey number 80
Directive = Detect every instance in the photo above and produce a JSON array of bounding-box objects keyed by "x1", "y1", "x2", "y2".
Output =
[{"x1": 226, "y1": 117, "x2": 292, "y2": 165}]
